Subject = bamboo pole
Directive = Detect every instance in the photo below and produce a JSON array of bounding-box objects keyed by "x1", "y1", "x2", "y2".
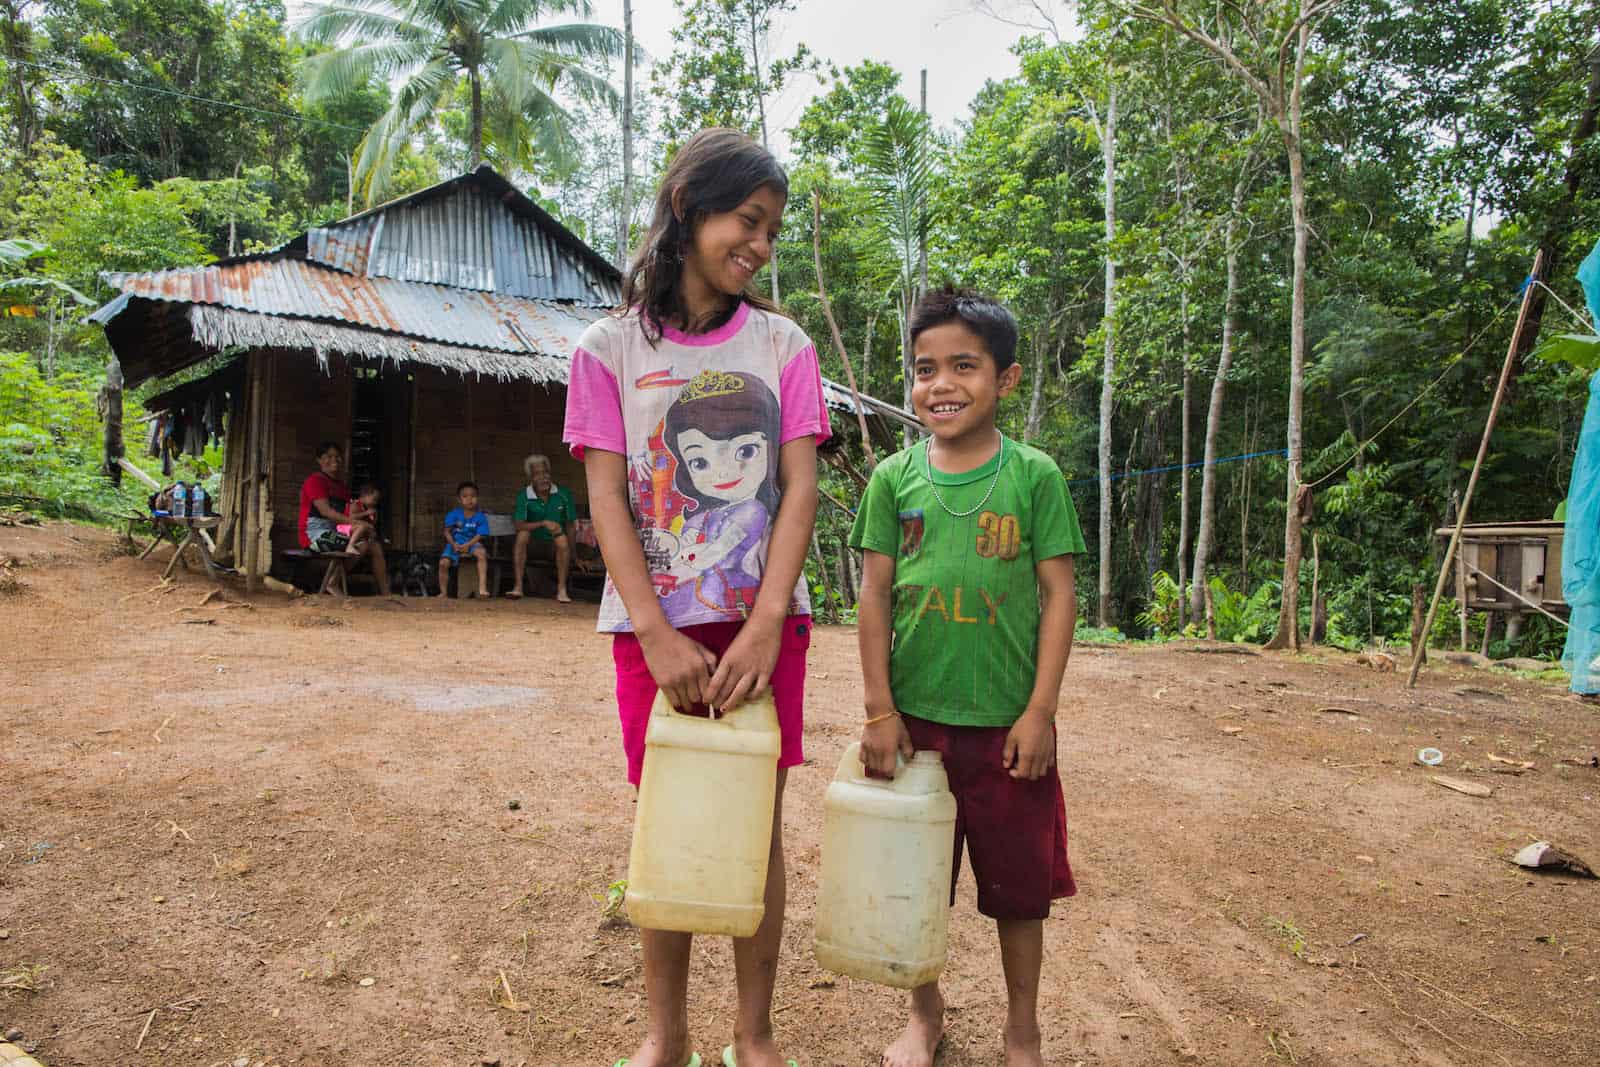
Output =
[
  {"x1": 1408, "y1": 250, "x2": 1545, "y2": 687},
  {"x1": 812, "y1": 189, "x2": 878, "y2": 467},
  {"x1": 244, "y1": 353, "x2": 265, "y2": 594}
]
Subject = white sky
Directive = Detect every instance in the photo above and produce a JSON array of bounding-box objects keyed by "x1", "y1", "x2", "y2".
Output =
[{"x1": 607, "y1": 0, "x2": 1037, "y2": 145}]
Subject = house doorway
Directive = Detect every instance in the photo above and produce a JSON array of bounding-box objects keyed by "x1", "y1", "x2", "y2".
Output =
[{"x1": 349, "y1": 364, "x2": 414, "y2": 550}]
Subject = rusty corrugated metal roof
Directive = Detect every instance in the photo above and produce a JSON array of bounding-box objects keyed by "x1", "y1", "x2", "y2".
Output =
[
  {"x1": 305, "y1": 166, "x2": 621, "y2": 304},
  {"x1": 103, "y1": 259, "x2": 602, "y2": 356}
]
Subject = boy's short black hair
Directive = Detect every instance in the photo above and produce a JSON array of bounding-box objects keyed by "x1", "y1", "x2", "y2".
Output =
[
  {"x1": 456, "y1": 480, "x2": 478, "y2": 495},
  {"x1": 909, "y1": 285, "x2": 1019, "y2": 371},
  {"x1": 356, "y1": 481, "x2": 380, "y2": 496},
  {"x1": 315, "y1": 440, "x2": 341, "y2": 458}
]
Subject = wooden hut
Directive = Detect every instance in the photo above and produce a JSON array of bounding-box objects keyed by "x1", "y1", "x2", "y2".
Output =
[{"x1": 92, "y1": 165, "x2": 908, "y2": 591}]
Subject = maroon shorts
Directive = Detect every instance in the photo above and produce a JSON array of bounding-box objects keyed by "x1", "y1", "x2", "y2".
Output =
[
  {"x1": 901, "y1": 714, "x2": 1076, "y2": 920},
  {"x1": 611, "y1": 617, "x2": 812, "y2": 786}
]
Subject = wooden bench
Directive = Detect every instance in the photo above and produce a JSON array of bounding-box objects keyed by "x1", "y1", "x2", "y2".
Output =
[{"x1": 282, "y1": 547, "x2": 354, "y2": 596}]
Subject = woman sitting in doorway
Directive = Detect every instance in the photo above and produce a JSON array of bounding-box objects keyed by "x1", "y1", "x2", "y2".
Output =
[
  {"x1": 509, "y1": 453, "x2": 576, "y2": 603},
  {"x1": 297, "y1": 441, "x2": 390, "y2": 596}
]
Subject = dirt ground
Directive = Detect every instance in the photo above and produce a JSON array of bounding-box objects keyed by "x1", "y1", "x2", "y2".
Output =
[{"x1": 2, "y1": 519, "x2": 1599, "y2": 1067}]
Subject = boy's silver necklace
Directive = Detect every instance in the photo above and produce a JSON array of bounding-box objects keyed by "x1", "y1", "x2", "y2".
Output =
[{"x1": 924, "y1": 435, "x2": 1005, "y2": 519}]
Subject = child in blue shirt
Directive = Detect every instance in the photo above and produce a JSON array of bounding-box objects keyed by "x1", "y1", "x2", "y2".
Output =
[{"x1": 438, "y1": 480, "x2": 492, "y2": 598}]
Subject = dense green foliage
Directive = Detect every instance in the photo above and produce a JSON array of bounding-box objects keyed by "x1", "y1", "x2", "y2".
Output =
[{"x1": 2, "y1": 0, "x2": 1596, "y2": 661}]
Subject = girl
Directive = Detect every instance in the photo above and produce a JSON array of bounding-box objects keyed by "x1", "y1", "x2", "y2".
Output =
[
  {"x1": 563, "y1": 128, "x2": 828, "y2": 1067},
  {"x1": 339, "y1": 482, "x2": 381, "y2": 558}
]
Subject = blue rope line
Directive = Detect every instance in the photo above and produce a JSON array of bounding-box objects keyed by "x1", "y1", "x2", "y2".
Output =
[{"x1": 1067, "y1": 448, "x2": 1289, "y2": 487}]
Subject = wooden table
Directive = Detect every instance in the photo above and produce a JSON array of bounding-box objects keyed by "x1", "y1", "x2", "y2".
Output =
[{"x1": 145, "y1": 515, "x2": 224, "y2": 581}]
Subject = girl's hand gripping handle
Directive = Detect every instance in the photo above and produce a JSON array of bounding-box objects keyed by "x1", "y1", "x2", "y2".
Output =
[{"x1": 638, "y1": 626, "x2": 718, "y2": 712}]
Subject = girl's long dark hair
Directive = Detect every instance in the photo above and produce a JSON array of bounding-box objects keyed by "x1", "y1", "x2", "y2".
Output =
[{"x1": 620, "y1": 128, "x2": 788, "y2": 345}]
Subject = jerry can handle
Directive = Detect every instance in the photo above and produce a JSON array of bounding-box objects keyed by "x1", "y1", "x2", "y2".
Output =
[{"x1": 837, "y1": 741, "x2": 908, "y2": 786}]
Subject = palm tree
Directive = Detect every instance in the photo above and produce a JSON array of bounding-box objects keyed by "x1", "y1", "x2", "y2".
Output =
[
  {"x1": 295, "y1": 0, "x2": 623, "y2": 200},
  {"x1": 858, "y1": 96, "x2": 933, "y2": 437}
]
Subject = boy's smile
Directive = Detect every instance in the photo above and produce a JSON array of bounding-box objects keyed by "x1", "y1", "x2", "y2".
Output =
[{"x1": 911, "y1": 322, "x2": 1022, "y2": 461}]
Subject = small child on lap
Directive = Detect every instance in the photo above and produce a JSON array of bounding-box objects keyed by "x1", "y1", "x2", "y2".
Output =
[
  {"x1": 339, "y1": 483, "x2": 381, "y2": 557},
  {"x1": 851, "y1": 287, "x2": 1086, "y2": 1067}
]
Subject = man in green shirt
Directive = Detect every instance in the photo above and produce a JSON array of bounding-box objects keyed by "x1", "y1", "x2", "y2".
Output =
[
  {"x1": 850, "y1": 287, "x2": 1085, "y2": 1067},
  {"x1": 511, "y1": 453, "x2": 577, "y2": 602}
]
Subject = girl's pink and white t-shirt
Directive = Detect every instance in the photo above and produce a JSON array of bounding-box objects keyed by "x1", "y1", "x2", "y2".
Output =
[{"x1": 562, "y1": 301, "x2": 831, "y2": 633}]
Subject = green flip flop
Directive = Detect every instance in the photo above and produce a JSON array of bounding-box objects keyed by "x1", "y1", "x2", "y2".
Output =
[
  {"x1": 613, "y1": 1055, "x2": 701, "y2": 1067},
  {"x1": 721, "y1": 1045, "x2": 798, "y2": 1067}
]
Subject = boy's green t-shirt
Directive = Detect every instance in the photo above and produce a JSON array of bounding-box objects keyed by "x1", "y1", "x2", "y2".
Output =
[{"x1": 849, "y1": 435, "x2": 1086, "y2": 727}]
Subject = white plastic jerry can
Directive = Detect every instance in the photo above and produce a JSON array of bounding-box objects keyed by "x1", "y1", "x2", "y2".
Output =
[
  {"x1": 625, "y1": 691, "x2": 782, "y2": 937},
  {"x1": 815, "y1": 742, "x2": 957, "y2": 989}
]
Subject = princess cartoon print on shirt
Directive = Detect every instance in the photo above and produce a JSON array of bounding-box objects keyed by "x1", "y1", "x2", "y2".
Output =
[{"x1": 641, "y1": 368, "x2": 781, "y2": 618}]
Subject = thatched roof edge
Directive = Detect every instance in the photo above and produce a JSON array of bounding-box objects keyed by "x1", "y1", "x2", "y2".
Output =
[{"x1": 189, "y1": 305, "x2": 570, "y2": 383}]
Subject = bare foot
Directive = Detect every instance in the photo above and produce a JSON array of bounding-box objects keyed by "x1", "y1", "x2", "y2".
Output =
[
  {"x1": 556, "y1": 589, "x2": 572, "y2": 603},
  {"x1": 882, "y1": 998, "x2": 944, "y2": 1067},
  {"x1": 1002, "y1": 1023, "x2": 1043, "y2": 1067},
  {"x1": 505, "y1": 589, "x2": 524, "y2": 599},
  {"x1": 621, "y1": 1030, "x2": 693, "y2": 1067}
]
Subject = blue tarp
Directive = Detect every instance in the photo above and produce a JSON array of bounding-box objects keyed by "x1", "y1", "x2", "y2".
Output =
[{"x1": 1561, "y1": 239, "x2": 1600, "y2": 692}]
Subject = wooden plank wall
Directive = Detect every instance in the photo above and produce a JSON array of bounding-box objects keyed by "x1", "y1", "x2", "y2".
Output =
[{"x1": 409, "y1": 371, "x2": 579, "y2": 552}]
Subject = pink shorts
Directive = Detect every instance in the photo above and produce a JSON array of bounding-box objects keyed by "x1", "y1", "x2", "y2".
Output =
[
  {"x1": 335, "y1": 523, "x2": 353, "y2": 536},
  {"x1": 612, "y1": 617, "x2": 812, "y2": 786},
  {"x1": 901, "y1": 714, "x2": 1076, "y2": 920}
]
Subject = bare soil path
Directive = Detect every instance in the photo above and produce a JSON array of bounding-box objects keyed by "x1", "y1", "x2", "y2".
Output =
[{"x1": 2, "y1": 521, "x2": 1598, "y2": 1066}]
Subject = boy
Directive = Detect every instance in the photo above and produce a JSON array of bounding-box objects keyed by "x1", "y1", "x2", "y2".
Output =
[
  {"x1": 850, "y1": 287, "x2": 1085, "y2": 1067},
  {"x1": 439, "y1": 481, "x2": 492, "y2": 598}
]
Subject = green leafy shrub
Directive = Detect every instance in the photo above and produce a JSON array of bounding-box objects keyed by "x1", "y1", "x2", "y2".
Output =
[
  {"x1": 0, "y1": 351, "x2": 143, "y2": 519},
  {"x1": 1074, "y1": 623, "x2": 1128, "y2": 644},
  {"x1": 1208, "y1": 577, "x2": 1280, "y2": 644}
]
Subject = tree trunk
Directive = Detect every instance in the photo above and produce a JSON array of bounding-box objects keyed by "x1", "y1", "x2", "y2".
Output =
[
  {"x1": 1265, "y1": 112, "x2": 1308, "y2": 652},
  {"x1": 1025, "y1": 330, "x2": 1047, "y2": 442},
  {"x1": 862, "y1": 310, "x2": 878, "y2": 397},
  {"x1": 900, "y1": 300, "x2": 914, "y2": 448},
  {"x1": 468, "y1": 68, "x2": 484, "y2": 169},
  {"x1": 1177, "y1": 358, "x2": 1191, "y2": 630},
  {"x1": 1096, "y1": 81, "x2": 1118, "y2": 629},
  {"x1": 810, "y1": 529, "x2": 834, "y2": 621},
  {"x1": 745, "y1": 2, "x2": 779, "y2": 305},
  {"x1": 617, "y1": 0, "x2": 635, "y2": 269},
  {"x1": 99, "y1": 357, "x2": 125, "y2": 487},
  {"x1": 1190, "y1": 164, "x2": 1248, "y2": 619},
  {"x1": 227, "y1": 158, "x2": 242, "y2": 258},
  {"x1": 918, "y1": 68, "x2": 929, "y2": 299},
  {"x1": 1412, "y1": 581, "x2": 1429, "y2": 664},
  {"x1": 0, "y1": 1, "x2": 41, "y2": 158}
]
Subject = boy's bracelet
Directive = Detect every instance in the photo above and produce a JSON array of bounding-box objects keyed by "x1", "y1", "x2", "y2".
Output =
[{"x1": 863, "y1": 711, "x2": 900, "y2": 726}]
